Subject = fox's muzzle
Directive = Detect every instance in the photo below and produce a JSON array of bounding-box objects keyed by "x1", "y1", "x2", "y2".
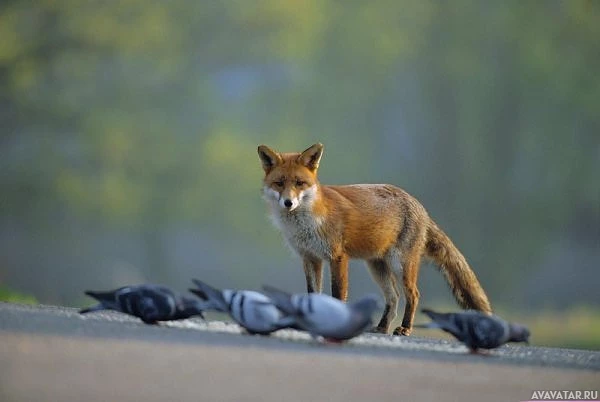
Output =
[{"x1": 280, "y1": 197, "x2": 299, "y2": 211}]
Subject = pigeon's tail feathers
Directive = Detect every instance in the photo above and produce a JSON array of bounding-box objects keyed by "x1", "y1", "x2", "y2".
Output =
[
  {"x1": 189, "y1": 279, "x2": 228, "y2": 311},
  {"x1": 413, "y1": 322, "x2": 442, "y2": 329},
  {"x1": 190, "y1": 279, "x2": 221, "y2": 299},
  {"x1": 425, "y1": 222, "x2": 492, "y2": 314},
  {"x1": 272, "y1": 315, "x2": 297, "y2": 330},
  {"x1": 84, "y1": 290, "x2": 116, "y2": 303},
  {"x1": 421, "y1": 308, "x2": 447, "y2": 322},
  {"x1": 179, "y1": 296, "x2": 207, "y2": 320},
  {"x1": 79, "y1": 304, "x2": 106, "y2": 314},
  {"x1": 421, "y1": 308, "x2": 469, "y2": 339},
  {"x1": 188, "y1": 288, "x2": 227, "y2": 312},
  {"x1": 261, "y1": 285, "x2": 296, "y2": 315},
  {"x1": 188, "y1": 288, "x2": 208, "y2": 300},
  {"x1": 182, "y1": 305, "x2": 206, "y2": 320}
]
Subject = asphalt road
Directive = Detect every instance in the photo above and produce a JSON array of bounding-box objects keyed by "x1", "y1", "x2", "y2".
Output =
[{"x1": 1, "y1": 303, "x2": 598, "y2": 402}]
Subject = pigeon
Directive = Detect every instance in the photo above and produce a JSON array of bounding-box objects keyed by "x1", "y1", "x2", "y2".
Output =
[
  {"x1": 262, "y1": 285, "x2": 381, "y2": 342},
  {"x1": 417, "y1": 308, "x2": 530, "y2": 352},
  {"x1": 80, "y1": 284, "x2": 205, "y2": 324},
  {"x1": 189, "y1": 279, "x2": 294, "y2": 335}
]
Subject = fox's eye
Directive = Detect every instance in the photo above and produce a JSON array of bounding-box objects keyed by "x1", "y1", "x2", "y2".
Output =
[
  {"x1": 274, "y1": 181, "x2": 284, "y2": 187},
  {"x1": 295, "y1": 180, "x2": 306, "y2": 187}
]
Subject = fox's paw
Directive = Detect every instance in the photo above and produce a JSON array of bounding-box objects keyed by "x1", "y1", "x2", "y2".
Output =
[
  {"x1": 392, "y1": 326, "x2": 412, "y2": 336},
  {"x1": 368, "y1": 326, "x2": 389, "y2": 334}
]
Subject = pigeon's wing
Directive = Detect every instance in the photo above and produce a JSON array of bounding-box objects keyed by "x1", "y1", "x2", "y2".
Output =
[
  {"x1": 136, "y1": 296, "x2": 162, "y2": 323},
  {"x1": 145, "y1": 284, "x2": 173, "y2": 293},
  {"x1": 469, "y1": 315, "x2": 509, "y2": 349},
  {"x1": 115, "y1": 290, "x2": 147, "y2": 318},
  {"x1": 142, "y1": 287, "x2": 177, "y2": 318},
  {"x1": 114, "y1": 286, "x2": 174, "y2": 321},
  {"x1": 315, "y1": 296, "x2": 379, "y2": 340},
  {"x1": 189, "y1": 279, "x2": 228, "y2": 311},
  {"x1": 298, "y1": 294, "x2": 352, "y2": 336},
  {"x1": 225, "y1": 291, "x2": 267, "y2": 333},
  {"x1": 245, "y1": 298, "x2": 287, "y2": 334},
  {"x1": 321, "y1": 310, "x2": 373, "y2": 341}
]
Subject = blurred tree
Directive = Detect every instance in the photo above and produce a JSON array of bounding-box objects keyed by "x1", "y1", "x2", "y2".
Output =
[{"x1": 0, "y1": 0, "x2": 598, "y2": 306}]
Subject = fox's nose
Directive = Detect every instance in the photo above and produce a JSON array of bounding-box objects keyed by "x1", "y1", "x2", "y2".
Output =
[{"x1": 283, "y1": 199, "x2": 293, "y2": 208}]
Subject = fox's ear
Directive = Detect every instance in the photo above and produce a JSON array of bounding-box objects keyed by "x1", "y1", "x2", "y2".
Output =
[
  {"x1": 298, "y1": 143, "x2": 323, "y2": 171},
  {"x1": 258, "y1": 145, "x2": 282, "y2": 173}
]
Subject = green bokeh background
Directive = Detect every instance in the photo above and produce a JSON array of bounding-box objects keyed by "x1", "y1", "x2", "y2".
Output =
[{"x1": 1, "y1": 1, "x2": 598, "y2": 348}]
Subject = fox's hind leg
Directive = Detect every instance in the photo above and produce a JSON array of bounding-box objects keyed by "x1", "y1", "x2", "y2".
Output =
[
  {"x1": 393, "y1": 252, "x2": 422, "y2": 336},
  {"x1": 366, "y1": 258, "x2": 400, "y2": 334}
]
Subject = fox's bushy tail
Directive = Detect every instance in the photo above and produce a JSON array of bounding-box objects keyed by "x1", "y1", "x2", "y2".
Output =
[{"x1": 425, "y1": 222, "x2": 492, "y2": 314}]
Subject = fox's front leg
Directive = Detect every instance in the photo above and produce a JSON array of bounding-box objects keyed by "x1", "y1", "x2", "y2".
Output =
[
  {"x1": 303, "y1": 256, "x2": 323, "y2": 293},
  {"x1": 330, "y1": 254, "x2": 349, "y2": 301}
]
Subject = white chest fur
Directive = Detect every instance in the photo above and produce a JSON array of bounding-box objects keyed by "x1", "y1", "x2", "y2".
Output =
[{"x1": 269, "y1": 210, "x2": 331, "y2": 260}]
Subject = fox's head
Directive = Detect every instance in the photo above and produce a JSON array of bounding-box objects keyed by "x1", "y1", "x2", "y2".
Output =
[{"x1": 258, "y1": 143, "x2": 323, "y2": 212}]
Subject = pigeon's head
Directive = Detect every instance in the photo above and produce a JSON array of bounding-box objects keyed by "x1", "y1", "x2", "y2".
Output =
[
  {"x1": 508, "y1": 322, "x2": 530, "y2": 344},
  {"x1": 352, "y1": 294, "x2": 383, "y2": 317}
]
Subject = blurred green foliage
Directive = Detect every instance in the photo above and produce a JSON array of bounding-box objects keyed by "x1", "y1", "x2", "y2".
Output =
[
  {"x1": 522, "y1": 306, "x2": 600, "y2": 350},
  {"x1": 0, "y1": 0, "x2": 598, "y2": 326},
  {"x1": 0, "y1": 285, "x2": 37, "y2": 305}
]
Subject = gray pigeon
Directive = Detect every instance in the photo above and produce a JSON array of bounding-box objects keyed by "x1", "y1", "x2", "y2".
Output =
[
  {"x1": 80, "y1": 284, "x2": 205, "y2": 324},
  {"x1": 262, "y1": 285, "x2": 381, "y2": 342},
  {"x1": 417, "y1": 308, "x2": 530, "y2": 352},
  {"x1": 189, "y1": 279, "x2": 294, "y2": 335}
]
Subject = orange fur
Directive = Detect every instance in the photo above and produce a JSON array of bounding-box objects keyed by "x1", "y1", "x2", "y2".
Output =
[{"x1": 258, "y1": 143, "x2": 492, "y2": 335}]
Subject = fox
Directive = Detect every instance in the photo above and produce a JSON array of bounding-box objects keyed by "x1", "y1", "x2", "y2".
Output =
[{"x1": 258, "y1": 143, "x2": 492, "y2": 336}]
